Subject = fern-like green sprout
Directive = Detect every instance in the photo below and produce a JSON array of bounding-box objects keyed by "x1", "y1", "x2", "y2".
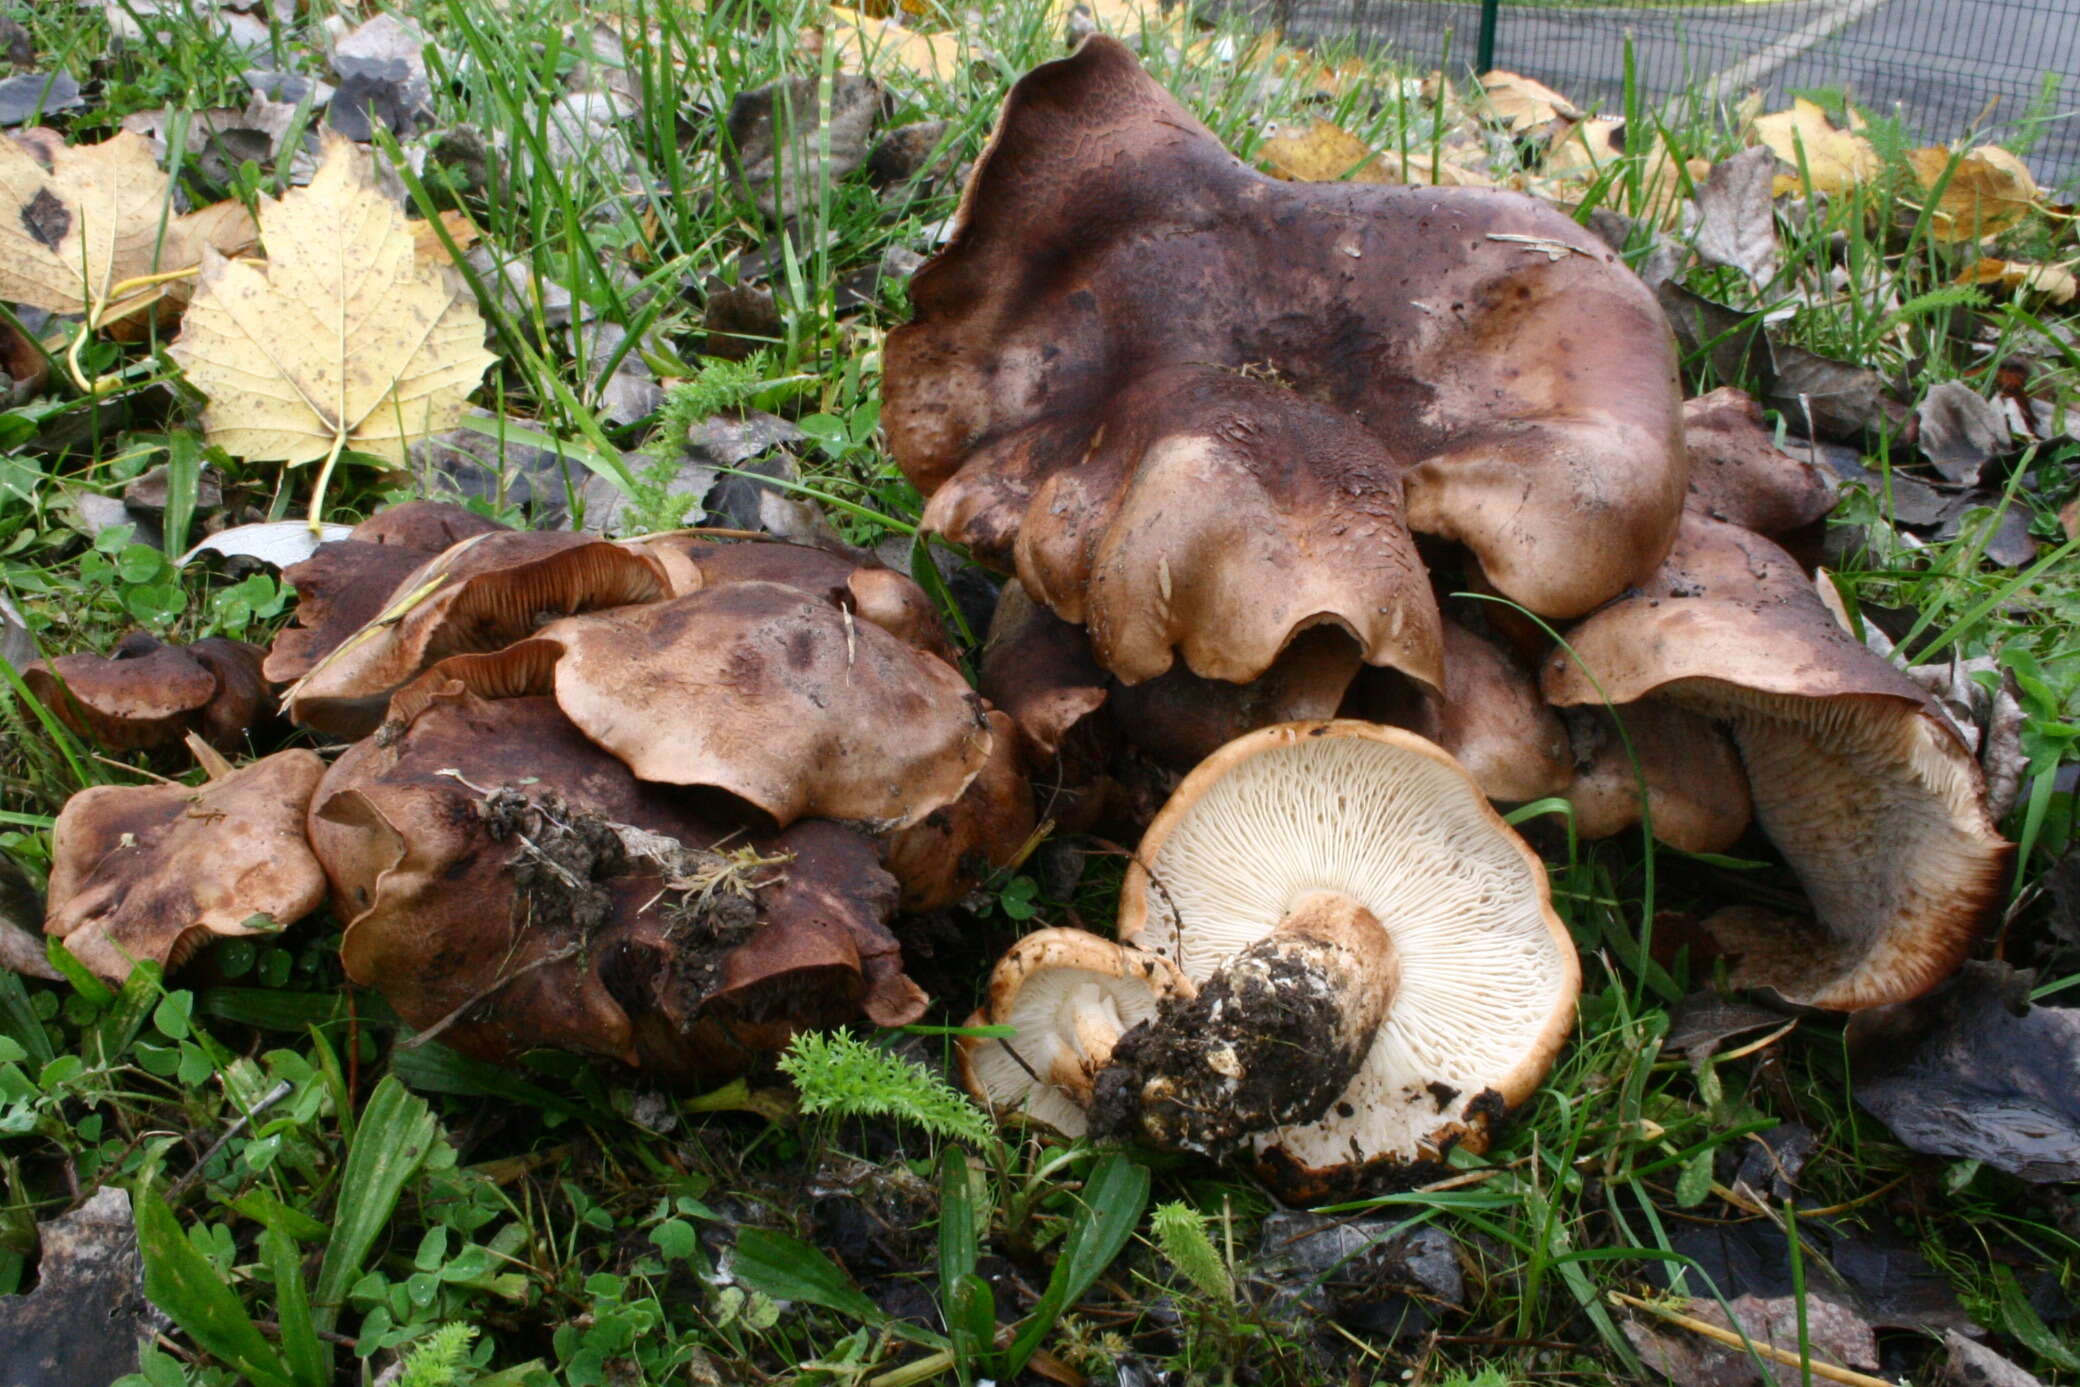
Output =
[
  {"x1": 398, "y1": 1321, "x2": 479, "y2": 1387},
  {"x1": 777, "y1": 1028, "x2": 996, "y2": 1149},
  {"x1": 1150, "y1": 1201, "x2": 1234, "y2": 1307}
]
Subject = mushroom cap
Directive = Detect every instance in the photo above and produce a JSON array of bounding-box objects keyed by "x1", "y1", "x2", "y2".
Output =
[
  {"x1": 1557, "y1": 703, "x2": 1751, "y2": 853},
  {"x1": 1111, "y1": 625, "x2": 1365, "y2": 770},
  {"x1": 24, "y1": 633, "x2": 272, "y2": 752},
  {"x1": 1681, "y1": 387, "x2": 1836, "y2": 537},
  {"x1": 1116, "y1": 721, "x2": 1577, "y2": 1195},
  {"x1": 311, "y1": 686, "x2": 923, "y2": 1077},
  {"x1": 534, "y1": 581, "x2": 992, "y2": 830},
  {"x1": 285, "y1": 529, "x2": 669, "y2": 737},
  {"x1": 1350, "y1": 616, "x2": 1571, "y2": 803},
  {"x1": 957, "y1": 927, "x2": 1190, "y2": 1137},
  {"x1": 349, "y1": 499, "x2": 510, "y2": 550},
  {"x1": 45, "y1": 750, "x2": 327, "y2": 978},
  {"x1": 886, "y1": 36, "x2": 1685, "y2": 624},
  {"x1": 977, "y1": 580, "x2": 1118, "y2": 832},
  {"x1": 884, "y1": 707, "x2": 1037, "y2": 911},
  {"x1": 1542, "y1": 512, "x2": 2009, "y2": 1008}
]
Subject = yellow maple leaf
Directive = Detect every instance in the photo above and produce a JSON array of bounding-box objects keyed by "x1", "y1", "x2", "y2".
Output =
[
  {"x1": 1749, "y1": 97, "x2": 1879, "y2": 196},
  {"x1": 1906, "y1": 145, "x2": 2040, "y2": 242},
  {"x1": 1256, "y1": 120, "x2": 1389, "y2": 183},
  {"x1": 1478, "y1": 70, "x2": 1578, "y2": 133},
  {"x1": 1958, "y1": 256, "x2": 2077, "y2": 305},
  {"x1": 0, "y1": 130, "x2": 256, "y2": 324},
  {"x1": 826, "y1": 5, "x2": 963, "y2": 82},
  {"x1": 168, "y1": 135, "x2": 497, "y2": 527}
]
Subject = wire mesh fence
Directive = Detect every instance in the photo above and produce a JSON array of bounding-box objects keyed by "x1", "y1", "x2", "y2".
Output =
[{"x1": 1232, "y1": 0, "x2": 2080, "y2": 188}]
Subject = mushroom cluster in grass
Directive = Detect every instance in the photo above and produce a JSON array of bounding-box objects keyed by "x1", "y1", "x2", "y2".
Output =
[
  {"x1": 24, "y1": 632, "x2": 272, "y2": 753},
  {"x1": 959, "y1": 722, "x2": 1579, "y2": 1201}
]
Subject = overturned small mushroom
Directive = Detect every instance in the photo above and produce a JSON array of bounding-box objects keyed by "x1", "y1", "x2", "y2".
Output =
[
  {"x1": 1556, "y1": 703, "x2": 1752, "y2": 853},
  {"x1": 1543, "y1": 513, "x2": 2010, "y2": 1008},
  {"x1": 24, "y1": 633, "x2": 272, "y2": 752},
  {"x1": 311, "y1": 684, "x2": 924, "y2": 1077},
  {"x1": 46, "y1": 750, "x2": 328, "y2": 979},
  {"x1": 284, "y1": 529, "x2": 668, "y2": 736},
  {"x1": 887, "y1": 36, "x2": 1686, "y2": 633},
  {"x1": 266, "y1": 501, "x2": 511, "y2": 684},
  {"x1": 958, "y1": 927, "x2": 1190, "y2": 1136},
  {"x1": 1096, "y1": 721, "x2": 1578, "y2": 1199}
]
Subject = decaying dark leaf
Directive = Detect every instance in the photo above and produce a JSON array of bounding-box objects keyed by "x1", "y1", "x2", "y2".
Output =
[
  {"x1": 1854, "y1": 962, "x2": 2080, "y2": 1181},
  {"x1": 0, "y1": 1188, "x2": 166, "y2": 1387},
  {"x1": 1947, "y1": 1329, "x2": 2049, "y2": 1387},
  {"x1": 724, "y1": 72, "x2": 884, "y2": 221},
  {"x1": 1623, "y1": 1293, "x2": 1879, "y2": 1387},
  {"x1": 1251, "y1": 1209, "x2": 1462, "y2": 1339},
  {"x1": 1765, "y1": 341, "x2": 1908, "y2": 442},
  {"x1": 0, "y1": 848, "x2": 55, "y2": 980},
  {"x1": 1691, "y1": 146, "x2": 1779, "y2": 286},
  {"x1": 0, "y1": 71, "x2": 80, "y2": 127},
  {"x1": 1918, "y1": 381, "x2": 2011, "y2": 486}
]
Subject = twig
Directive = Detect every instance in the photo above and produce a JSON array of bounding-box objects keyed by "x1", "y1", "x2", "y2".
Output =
[
  {"x1": 1608, "y1": 1290, "x2": 1899, "y2": 1387},
  {"x1": 168, "y1": 1079, "x2": 294, "y2": 1198}
]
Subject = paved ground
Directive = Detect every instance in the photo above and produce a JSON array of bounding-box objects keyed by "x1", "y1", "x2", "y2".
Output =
[{"x1": 1251, "y1": 0, "x2": 2080, "y2": 187}]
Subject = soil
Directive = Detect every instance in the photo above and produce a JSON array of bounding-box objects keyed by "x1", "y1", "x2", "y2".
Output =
[{"x1": 1090, "y1": 940, "x2": 1371, "y2": 1159}]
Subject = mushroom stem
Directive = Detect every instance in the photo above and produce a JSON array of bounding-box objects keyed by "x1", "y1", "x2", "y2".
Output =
[
  {"x1": 1091, "y1": 890, "x2": 1400, "y2": 1159},
  {"x1": 1045, "y1": 984, "x2": 1131, "y2": 1098}
]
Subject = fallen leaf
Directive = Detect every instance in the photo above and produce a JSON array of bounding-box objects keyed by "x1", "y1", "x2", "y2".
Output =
[
  {"x1": 410, "y1": 208, "x2": 481, "y2": 263},
  {"x1": 169, "y1": 134, "x2": 497, "y2": 519},
  {"x1": 0, "y1": 71, "x2": 82, "y2": 127},
  {"x1": 1854, "y1": 962, "x2": 2080, "y2": 1182},
  {"x1": 1051, "y1": 0, "x2": 1191, "y2": 45},
  {"x1": 1765, "y1": 339, "x2": 1905, "y2": 441},
  {"x1": 1256, "y1": 119, "x2": 1387, "y2": 183},
  {"x1": 826, "y1": 7, "x2": 963, "y2": 83},
  {"x1": 1906, "y1": 145, "x2": 2039, "y2": 242},
  {"x1": 1959, "y1": 256, "x2": 2078, "y2": 305},
  {"x1": 1750, "y1": 97, "x2": 1879, "y2": 196},
  {"x1": 1623, "y1": 1292, "x2": 1880, "y2": 1387},
  {"x1": 0, "y1": 1189, "x2": 166, "y2": 1386},
  {"x1": 1540, "y1": 116, "x2": 1701, "y2": 223},
  {"x1": 179, "y1": 519, "x2": 352, "y2": 568},
  {"x1": 725, "y1": 71, "x2": 883, "y2": 221},
  {"x1": 1692, "y1": 146, "x2": 1780, "y2": 285},
  {"x1": 0, "y1": 847, "x2": 56, "y2": 980},
  {"x1": 0, "y1": 130, "x2": 253, "y2": 322},
  {"x1": 1947, "y1": 1328, "x2": 2050, "y2": 1387},
  {"x1": 1477, "y1": 69, "x2": 1577, "y2": 133},
  {"x1": 1917, "y1": 380, "x2": 2009, "y2": 484}
]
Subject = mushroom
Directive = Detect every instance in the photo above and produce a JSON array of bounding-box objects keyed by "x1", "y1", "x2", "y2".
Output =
[
  {"x1": 1681, "y1": 386, "x2": 1836, "y2": 539},
  {"x1": 1347, "y1": 615, "x2": 1571, "y2": 804},
  {"x1": 885, "y1": 36, "x2": 1685, "y2": 636},
  {"x1": 283, "y1": 529, "x2": 669, "y2": 737},
  {"x1": 310, "y1": 681, "x2": 925, "y2": 1077},
  {"x1": 266, "y1": 501, "x2": 511, "y2": 684},
  {"x1": 957, "y1": 927, "x2": 1190, "y2": 1136},
  {"x1": 884, "y1": 707, "x2": 1037, "y2": 911},
  {"x1": 1542, "y1": 512, "x2": 2010, "y2": 1008},
  {"x1": 1110, "y1": 625, "x2": 1366, "y2": 771},
  {"x1": 45, "y1": 750, "x2": 328, "y2": 979},
  {"x1": 1095, "y1": 721, "x2": 1579, "y2": 1199},
  {"x1": 1555, "y1": 703, "x2": 1752, "y2": 853},
  {"x1": 24, "y1": 633, "x2": 272, "y2": 752},
  {"x1": 977, "y1": 580, "x2": 1117, "y2": 831}
]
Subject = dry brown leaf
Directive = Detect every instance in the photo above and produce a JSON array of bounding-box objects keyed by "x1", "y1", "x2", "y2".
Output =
[
  {"x1": 1959, "y1": 256, "x2": 2078, "y2": 304},
  {"x1": 1536, "y1": 117, "x2": 1700, "y2": 224},
  {"x1": 0, "y1": 130, "x2": 253, "y2": 323},
  {"x1": 1050, "y1": 0, "x2": 1190, "y2": 43},
  {"x1": 1906, "y1": 144, "x2": 2040, "y2": 242},
  {"x1": 1256, "y1": 120, "x2": 1388, "y2": 184},
  {"x1": 1478, "y1": 69, "x2": 1577, "y2": 133},
  {"x1": 168, "y1": 134, "x2": 496, "y2": 520},
  {"x1": 410, "y1": 209, "x2": 482, "y2": 264},
  {"x1": 1749, "y1": 97, "x2": 1879, "y2": 196},
  {"x1": 825, "y1": 6, "x2": 963, "y2": 82}
]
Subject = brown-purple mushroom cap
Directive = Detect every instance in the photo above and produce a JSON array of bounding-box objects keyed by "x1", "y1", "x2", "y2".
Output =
[
  {"x1": 532, "y1": 581, "x2": 992, "y2": 830},
  {"x1": 884, "y1": 707, "x2": 1037, "y2": 911},
  {"x1": 25, "y1": 633, "x2": 272, "y2": 752},
  {"x1": 310, "y1": 685, "x2": 925, "y2": 1078},
  {"x1": 1542, "y1": 512, "x2": 2010, "y2": 1009},
  {"x1": 284, "y1": 529, "x2": 669, "y2": 737},
  {"x1": 886, "y1": 36, "x2": 1686, "y2": 629},
  {"x1": 1681, "y1": 387, "x2": 1837, "y2": 538},
  {"x1": 45, "y1": 750, "x2": 327, "y2": 978},
  {"x1": 1556, "y1": 702, "x2": 1751, "y2": 853}
]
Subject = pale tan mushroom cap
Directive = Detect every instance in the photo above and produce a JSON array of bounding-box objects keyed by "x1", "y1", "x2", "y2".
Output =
[
  {"x1": 1118, "y1": 721, "x2": 1577, "y2": 1183},
  {"x1": 958, "y1": 927, "x2": 1189, "y2": 1137}
]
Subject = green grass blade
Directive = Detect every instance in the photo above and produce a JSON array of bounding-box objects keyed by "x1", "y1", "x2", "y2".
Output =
[
  {"x1": 312, "y1": 1076, "x2": 441, "y2": 1348},
  {"x1": 136, "y1": 1187, "x2": 297, "y2": 1387}
]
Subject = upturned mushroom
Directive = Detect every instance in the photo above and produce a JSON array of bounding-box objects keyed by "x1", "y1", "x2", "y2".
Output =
[
  {"x1": 958, "y1": 927, "x2": 1191, "y2": 1136},
  {"x1": 885, "y1": 38, "x2": 1686, "y2": 661},
  {"x1": 45, "y1": 749, "x2": 328, "y2": 978},
  {"x1": 1542, "y1": 512, "x2": 2010, "y2": 1008},
  {"x1": 1092, "y1": 721, "x2": 1579, "y2": 1199},
  {"x1": 24, "y1": 633, "x2": 272, "y2": 752}
]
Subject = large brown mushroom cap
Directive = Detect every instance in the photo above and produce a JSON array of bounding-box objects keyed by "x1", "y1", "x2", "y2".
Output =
[
  {"x1": 1681, "y1": 386, "x2": 1836, "y2": 537},
  {"x1": 884, "y1": 707, "x2": 1036, "y2": 911},
  {"x1": 24, "y1": 633, "x2": 272, "y2": 752},
  {"x1": 1113, "y1": 721, "x2": 1578, "y2": 1198},
  {"x1": 311, "y1": 685, "x2": 924, "y2": 1077},
  {"x1": 886, "y1": 36, "x2": 1686, "y2": 626},
  {"x1": 534, "y1": 581, "x2": 992, "y2": 830},
  {"x1": 284, "y1": 529, "x2": 669, "y2": 737},
  {"x1": 1556, "y1": 703, "x2": 1751, "y2": 853},
  {"x1": 1543, "y1": 512, "x2": 2010, "y2": 1009},
  {"x1": 45, "y1": 750, "x2": 327, "y2": 978}
]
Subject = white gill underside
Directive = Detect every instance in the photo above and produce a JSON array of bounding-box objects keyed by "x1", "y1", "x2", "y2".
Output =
[
  {"x1": 966, "y1": 970, "x2": 1165, "y2": 1137},
  {"x1": 1133, "y1": 737, "x2": 1571, "y2": 1168}
]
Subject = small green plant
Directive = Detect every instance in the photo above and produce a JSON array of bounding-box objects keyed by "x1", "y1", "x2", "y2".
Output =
[
  {"x1": 398, "y1": 1322, "x2": 478, "y2": 1387},
  {"x1": 776, "y1": 1027, "x2": 994, "y2": 1148},
  {"x1": 1150, "y1": 1201, "x2": 1234, "y2": 1307}
]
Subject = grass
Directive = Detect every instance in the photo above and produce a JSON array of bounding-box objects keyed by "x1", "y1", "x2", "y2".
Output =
[{"x1": 2, "y1": 0, "x2": 2079, "y2": 1383}]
